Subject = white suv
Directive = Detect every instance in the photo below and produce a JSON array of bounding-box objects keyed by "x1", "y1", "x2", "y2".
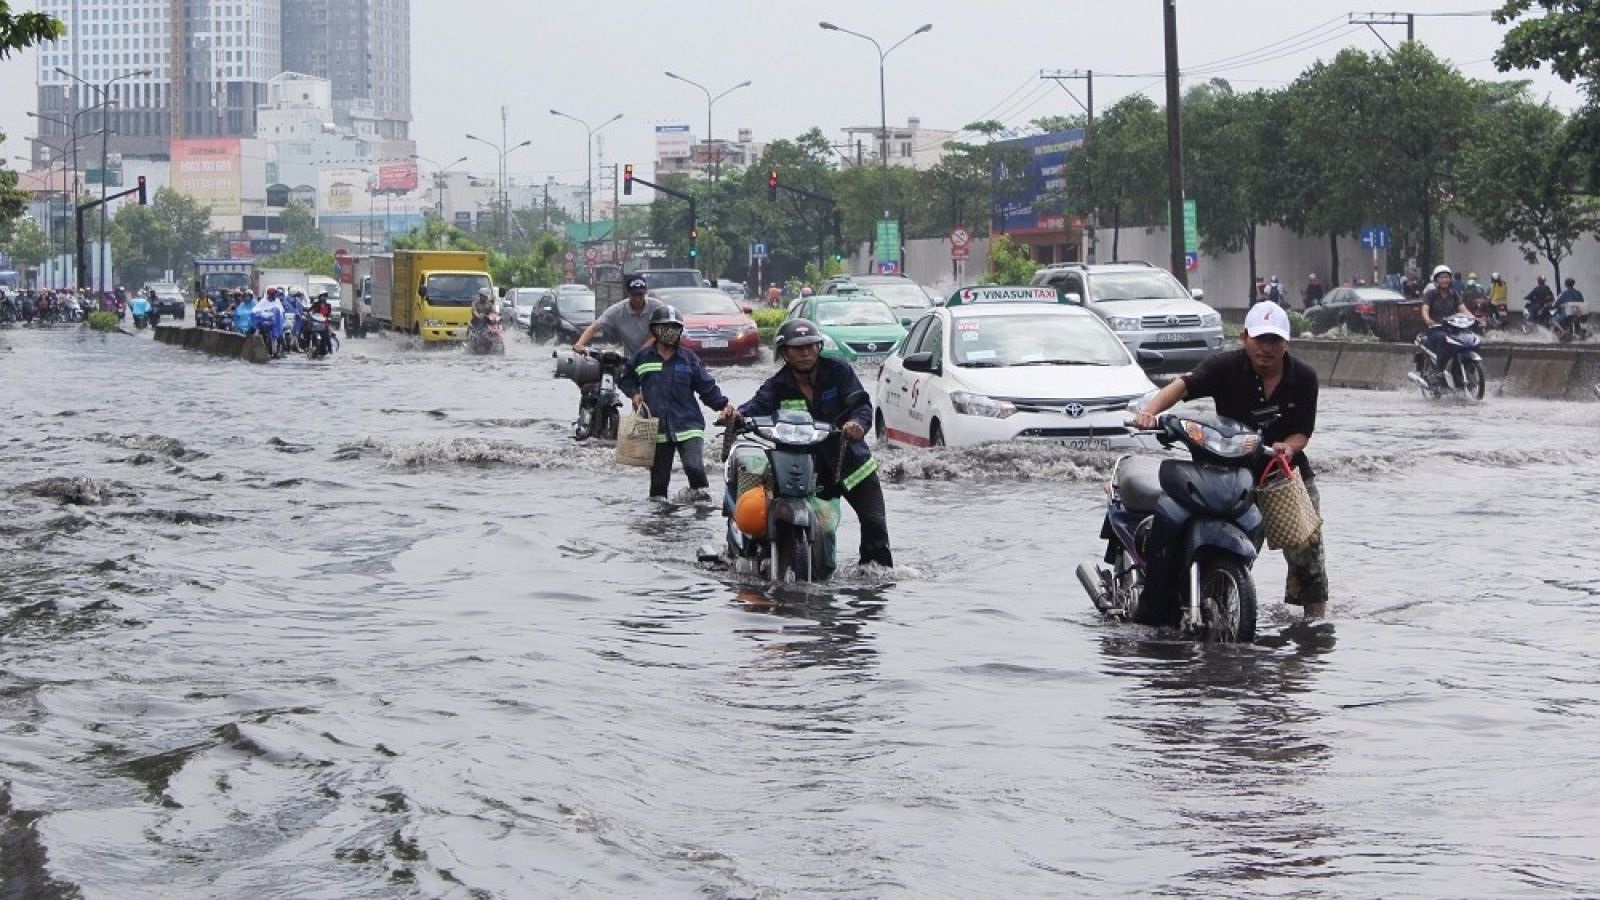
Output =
[{"x1": 1028, "y1": 262, "x2": 1223, "y2": 372}]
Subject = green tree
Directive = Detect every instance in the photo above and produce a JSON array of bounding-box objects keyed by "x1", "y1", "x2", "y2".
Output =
[
  {"x1": 1183, "y1": 81, "x2": 1281, "y2": 294},
  {"x1": 257, "y1": 243, "x2": 334, "y2": 276},
  {"x1": 278, "y1": 200, "x2": 324, "y2": 251},
  {"x1": 1462, "y1": 97, "x2": 1599, "y2": 283},
  {"x1": 488, "y1": 234, "x2": 562, "y2": 287},
  {"x1": 393, "y1": 218, "x2": 484, "y2": 251},
  {"x1": 108, "y1": 188, "x2": 217, "y2": 285},
  {"x1": 1494, "y1": 0, "x2": 1600, "y2": 188},
  {"x1": 1063, "y1": 95, "x2": 1166, "y2": 258},
  {"x1": 2, "y1": 216, "x2": 48, "y2": 267},
  {"x1": 0, "y1": 3, "x2": 63, "y2": 58},
  {"x1": 985, "y1": 234, "x2": 1036, "y2": 284},
  {"x1": 0, "y1": 134, "x2": 28, "y2": 235}
]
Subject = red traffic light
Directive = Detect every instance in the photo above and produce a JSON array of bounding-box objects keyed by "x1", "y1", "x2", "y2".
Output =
[
  {"x1": 623, "y1": 163, "x2": 634, "y2": 196},
  {"x1": 136, "y1": 175, "x2": 148, "y2": 205},
  {"x1": 767, "y1": 170, "x2": 778, "y2": 201}
]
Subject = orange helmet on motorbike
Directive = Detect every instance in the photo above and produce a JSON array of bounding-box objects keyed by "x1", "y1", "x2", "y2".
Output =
[{"x1": 734, "y1": 487, "x2": 768, "y2": 537}]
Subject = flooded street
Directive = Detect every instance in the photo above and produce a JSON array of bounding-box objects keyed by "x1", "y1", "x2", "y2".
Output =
[{"x1": 3, "y1": 325, "x2": 1598, "y2": 897}]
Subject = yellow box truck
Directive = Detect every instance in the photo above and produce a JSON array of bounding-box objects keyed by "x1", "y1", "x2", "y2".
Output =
[{"x1": 375, "y1": 250, "x2": 493, "y2": 342}]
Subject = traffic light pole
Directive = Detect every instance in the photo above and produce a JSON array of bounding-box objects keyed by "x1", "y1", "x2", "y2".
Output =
[
  {"x1": 74, "y1": 176, "x2": 146, "y2": 292},
  {"x1": 768, "y1": 173, "x2": 843, "y2": 274},
  {"x1": 624, "y1": 171, "x2": 697, "y2": 267}
]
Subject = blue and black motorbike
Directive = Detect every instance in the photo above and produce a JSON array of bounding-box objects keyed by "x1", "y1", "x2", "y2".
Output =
[{"x1": 1078, "y1": 414, "x2": 1265, "y2": 643}]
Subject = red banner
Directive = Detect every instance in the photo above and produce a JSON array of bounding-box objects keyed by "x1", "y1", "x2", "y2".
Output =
[{"x1": 377, "y1": 163, "x2": 419, "y2": 193}]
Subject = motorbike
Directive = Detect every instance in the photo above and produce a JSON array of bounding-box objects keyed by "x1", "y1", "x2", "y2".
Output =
[
  {"x1": 1554, "y1": 303, "x2": 1590, "y2": 343},
  {"x1": 304, "y1": 311, "x2": 338, "y2": 358},
  {"x1": 467, "y1": 312, "x2": 506, "y2": 355},
  {"x1": 554, "y1": 348, "x2": 626, "y2": 441},
  {"x1": 195, "y1": 308, "x2": 217, "y2": 329},
  {"x1": 717, "y1": 399, "x2": 868, "y2": 583},
  {"x1": 0, "y1": 295, "x2": 16, "y2": 324},
  {"x1": 129, "y1": 297, "x2": 152, "y2": 330},
  {"x1": 1408, "y1": 313, "x2": 1485, "y2": 400},
  {"x1": 251, "y1": 310, "x2": 284, "y2": 358},
  {"x1": 1077, "y1": 414, "x2": 1266, "y2": 643}
]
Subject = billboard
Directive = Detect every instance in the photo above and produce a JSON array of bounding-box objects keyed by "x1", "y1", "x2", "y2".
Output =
[
  {"x1": 171, "y1": 139, "x2": 242, "y2": 216},
  {"x1": 377, "y1": 163, "x2": 419, "y2": 193},
  {"x1": 655, "y1": 124, "x2": 694, "y2": 160},
  {"x1": 993, "y1": 128, "x2": 1084, "y2": 234},
  {"x1": 319, "y1": 168, "x2": 368, "y2": 214}
]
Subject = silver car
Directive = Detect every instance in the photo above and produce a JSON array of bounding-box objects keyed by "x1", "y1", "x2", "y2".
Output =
[{"x1": 1029, "y1": 262, "x2": 1224, "y2": 372}]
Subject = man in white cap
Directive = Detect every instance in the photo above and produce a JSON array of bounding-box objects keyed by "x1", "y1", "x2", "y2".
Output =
[{"x1": 1133, "y1": 301, "x2": 1328, "y2": 620}]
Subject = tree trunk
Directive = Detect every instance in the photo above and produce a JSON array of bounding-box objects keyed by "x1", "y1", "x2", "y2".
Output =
[
  {"x1": 1420, "y1": 199, "x2": 1434, "y2": 276},
  {"x1": 1111, "y1": 203, "x2": 1121, "y2": 260},
  {"x1": 1327, "y1": 232, "x2": 1340, "y2": 286},
  {"x1": 1246, "y1": 222, "x2": 1258, "y2": 304}
]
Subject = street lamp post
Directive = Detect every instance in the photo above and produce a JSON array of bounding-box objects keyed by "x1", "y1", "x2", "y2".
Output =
[
  {"x1": 663, "y1": 73, "x2": 752, "y2": 181},
  {"x1": 819, "y1": 21, "x2": 931, "y2": 226},
  {"x1": 465, "y1": 134, "x2": 531, "y2": 245},
  {"x1": 56, "y1": 67, "x2": 151, "y2": 291},
  {"x1": 29, "y1": 103, "x2": 110, "y2": 289},
  {"x1": 411, "y1": 153, "x2": 468, "y2": 223},
  {"x1": 549, "y1": 110, "x2": 623, "y2": 232}
]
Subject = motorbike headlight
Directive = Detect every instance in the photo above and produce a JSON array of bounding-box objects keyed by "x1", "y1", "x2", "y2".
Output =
[
  {"x1": 950, "y1": 391, "x2": 1016, "y2": 419},
  {"x1": 1180, "y1": 418, "x2": 1259, "y2": 458},
  {"x1": 1200, "y1": 312, "x2": 1221, "y2": 327},
  {"x1": 771, "y1": 421, "x2": 821, "y2": 443},
  {"x1": 1107, "y1": 316, "x2": 1142, "y2": 331}
]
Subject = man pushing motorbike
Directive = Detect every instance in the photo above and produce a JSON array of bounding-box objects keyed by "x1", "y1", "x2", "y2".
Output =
[
  {"x1": 574, "y1": 276, "x2": 662, "y2": 355},
  {"x1": 1133, "y1": 301, "x2": 1326, "y2": 621},
  {"x1": 720, "y1": 319, "x2": 894, "y2": 569}
]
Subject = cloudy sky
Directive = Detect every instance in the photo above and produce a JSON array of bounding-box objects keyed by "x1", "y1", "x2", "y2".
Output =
[{"x1": 0, "y1": 0, "x2": 1584, "y2": 186}]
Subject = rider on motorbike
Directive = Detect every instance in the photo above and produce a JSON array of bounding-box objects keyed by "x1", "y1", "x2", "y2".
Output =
[
  {"x1": 1420, "y1": 264, "x2": 1473, "y2": 380},
  {"x1": 1555, "y1": 278, "x2": 1586, "y2": 335},
  {"x1": 574, "y1": 277, "x2": 662, "y2": 355},
  {"x1": 722, "y1": 319, "x2": 894, "y2": 568},
  {"x1": 471, "y1": 287, "x2": 496, "y2": 328},
  {"x1": 309, "y1": 292, "x2": 335, "y2": 355},
  {"x1": 619, "y1": 306, "x2": 737, "y2": 501},
  {"x1": 1525, "y1": 276, "x2": 1555, "y2": 326}
]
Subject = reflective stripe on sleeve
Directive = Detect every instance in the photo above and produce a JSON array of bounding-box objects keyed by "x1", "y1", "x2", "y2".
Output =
[
  {"x1": 841, "y1": 457, "x2": 878, "y2": 491},
  {"x1": 635, "y1": 362, "x2": 663, "y2": 377}
]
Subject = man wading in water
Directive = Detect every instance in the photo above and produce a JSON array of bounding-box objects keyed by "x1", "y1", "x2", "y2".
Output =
[{"x1": 1134, "y1": 301, "x2": 1328, "y2": 621}]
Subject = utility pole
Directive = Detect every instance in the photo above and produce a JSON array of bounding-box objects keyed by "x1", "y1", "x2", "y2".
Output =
[
  {"x1": 1162, "y1": 0, "x2": 1188, "y2": 288},
  {"x1": 1348, "y1": 11, "x2": 1414, "y2": 51},
  {"x1": 1040, "y1": 68, "x2": 1096, "y2": 262}
]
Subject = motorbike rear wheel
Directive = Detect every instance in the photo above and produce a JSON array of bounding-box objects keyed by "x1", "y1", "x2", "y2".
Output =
[{"x1": 1195, "y1": 555, "x2": 1257, "y2": 643}]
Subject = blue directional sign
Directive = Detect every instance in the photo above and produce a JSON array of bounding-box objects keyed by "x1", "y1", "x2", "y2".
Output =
[
  {"x1": 751, "y1": 242, "x2": 768, "y2": 259},
  {"x1": 1360, "y1": 226, "x2": 1391, "y2": 250}
]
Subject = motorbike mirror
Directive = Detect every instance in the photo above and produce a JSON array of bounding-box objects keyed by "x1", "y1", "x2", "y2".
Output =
[
  {"x1": 903, "y1": 351, "x2": 938, "y2": 374},
  {"x1": 1136, "y1": 348, "x2": 1165, "y2": 372}
]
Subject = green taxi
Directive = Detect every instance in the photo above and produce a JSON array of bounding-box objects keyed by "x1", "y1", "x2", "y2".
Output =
[{"x1": 784, "y1": 292, "x2": 909, "y2": 362}]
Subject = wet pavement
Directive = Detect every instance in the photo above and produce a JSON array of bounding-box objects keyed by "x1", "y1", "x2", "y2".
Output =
[{"x1": 1, "y1": 324, "x2": 1598, "y2": 897}]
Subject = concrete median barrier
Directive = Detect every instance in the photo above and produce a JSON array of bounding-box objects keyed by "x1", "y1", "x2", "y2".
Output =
[
  {"x1": 1502, "y1": 346, "x2": 1579, "y2": 399},
  {"x1": 1327, "y1": 343, "x2": 1416, "y2": 390},
  {"x1": 1293, "y1": 337, "x2": 1598, "y2": 399},
  {"x1": 153, "y1": 325, "x2": 269, "y2": 364}
]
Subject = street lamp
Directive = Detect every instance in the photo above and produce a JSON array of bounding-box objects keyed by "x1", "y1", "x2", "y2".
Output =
[
  {"x1": 663, "y1": 73, "x2": 752, "y2": 181},
  {"x1": 30, "y1": 103, "x2": 111, "y2": 288},
  {"x1": 549, "y1": 110, "x2": 623, "y2": 232},
  {"x1": 56, "y1": 67, "x2": 152, "y2": 291},
  {"x1": 465, "y1": 134, "x2": 531, "y2": 244},
  {"x1": 818, "y1": 21, "x2": 931, "y2": 187},
  {"x1": 412, "y1": 153, "x2": 469, "y2": 223}
]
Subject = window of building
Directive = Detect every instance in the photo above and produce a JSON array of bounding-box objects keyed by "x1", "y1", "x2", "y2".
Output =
[{"x1": 901, "y1": 142, "x2": 912, "y2": 158}]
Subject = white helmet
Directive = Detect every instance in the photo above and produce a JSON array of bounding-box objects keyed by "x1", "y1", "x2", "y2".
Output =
[
  {"x1": 1431, "y1": 264, "x2": 1452, "y2": 280},
  {"x1": 1491, "y1": 272, "x2": 1500, "y2": 280}
]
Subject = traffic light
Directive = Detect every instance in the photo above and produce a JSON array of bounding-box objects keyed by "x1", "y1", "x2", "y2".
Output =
[
  {"x1": 137, "y1": 175, "x2": 147, "y2": 205},
  {"x1": 688, "y1": 226, "x2": 698, "y2": 259},
  {"x1": 623, "y1": 164, "x2": 633, "y2": 196},
  {"x1": 767, "y1": 170, "x2": 778, "y2": 201}
]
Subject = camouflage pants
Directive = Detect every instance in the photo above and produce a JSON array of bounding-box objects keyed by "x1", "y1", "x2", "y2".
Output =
[{"x1": 1281, "y1": 479, "x2": 1328, "y2": 607}]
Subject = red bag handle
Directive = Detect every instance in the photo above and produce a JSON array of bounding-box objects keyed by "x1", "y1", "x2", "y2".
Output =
[{"x1": 1259, "y1": 453, "x2": 1293, "y2": 486}]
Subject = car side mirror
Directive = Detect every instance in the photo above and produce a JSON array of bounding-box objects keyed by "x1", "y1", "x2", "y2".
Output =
[
  {"x1": 1136, "y1": 348, "x2": 1166, "y2": 372},
  {"x1": 903, "y1": 351, "x2": 939, "y2": 374},
  {"x1": 417, "y1": 286, "x2": 427, "y2": 299},
  {"x1": 1062, "y1": 292, "x2": 1083, "y2": 305},
  {"x1": 498, "y1": 286, "x2": 507, "y2": 298},
  {"x1": 900, "y1": 317, "x2": 913, "y2": 327},
  {"x1": 741, "y1": 305, "x2": 753, "y2": 314},
  {"x1": 1190, "y1": 288, "x2": 1205, "y2": 302}
]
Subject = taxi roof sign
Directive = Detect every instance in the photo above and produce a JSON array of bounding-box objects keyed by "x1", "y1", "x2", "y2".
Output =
[{"x1": 946, "y1": 285, "x2": 1063, "y2": 307}]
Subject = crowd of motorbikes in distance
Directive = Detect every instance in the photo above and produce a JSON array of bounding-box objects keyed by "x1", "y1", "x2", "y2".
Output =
[
  {"x1": 195, "y1": 289, "x2": 340, "y2": 360},
  {"x1": 0, "y1": 286, "x2": 157, "y2": 327}
]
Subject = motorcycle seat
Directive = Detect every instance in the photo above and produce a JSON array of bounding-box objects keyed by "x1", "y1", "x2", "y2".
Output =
[{"x1": 1116, "y1": 456, "x2": 1166, "y2": 513}]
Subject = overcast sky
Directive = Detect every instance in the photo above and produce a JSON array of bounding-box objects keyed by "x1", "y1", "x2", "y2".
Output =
[{"x1": 0, "y1": 0, "x2": 1584, "y2": 187}]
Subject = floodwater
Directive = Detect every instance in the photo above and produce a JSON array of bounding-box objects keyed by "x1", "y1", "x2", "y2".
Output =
[{"x1": 2, "y1": 324, "x2": 1598, "y2": 898}]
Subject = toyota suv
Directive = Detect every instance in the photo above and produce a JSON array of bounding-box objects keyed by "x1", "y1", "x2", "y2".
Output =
[{"x1": 1028, "y1": 261, "x2": 1223, "y2": 372}]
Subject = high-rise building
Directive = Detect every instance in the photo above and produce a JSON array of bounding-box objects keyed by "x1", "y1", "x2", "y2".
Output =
[
  {"x1": 280, "y1": 0, "x2": 410, "y2": 141},
  {"x1": 32, "y1": 0, "x2": 282, "y2": 162}
]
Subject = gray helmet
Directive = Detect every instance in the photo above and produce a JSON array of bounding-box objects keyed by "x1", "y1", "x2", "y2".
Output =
[
  {"x1": 649, "y1": 305, "x2": 683, "y2": 327},
  {"x1": 775, "y1": 318, "x2": 825, "y2": 351}
]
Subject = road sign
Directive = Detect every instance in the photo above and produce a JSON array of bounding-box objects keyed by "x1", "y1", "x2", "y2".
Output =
[
  {"x1": 1183, "y1": 199, "x2": 1198, "y2": 254},
  {"x1": 564, "y1": 250, "x2": 576, "y2": 262},
  {"x1": 1184, "y1": 251, "x2": 1199, "y2": 271},
  {"x1": 877, "y1": 260, "x2": 899, "y2": 275},
  {"x1": 951, "y1": 244, "x2": 970, "y2": 260},
  {"x1": 1360, "y1": 226, "x2": 1391, "y2": 250},
  {"x1": 583, "y1": 246, "x2": 599, "y2": 264},
  {"x1": 949, "y1": 226, "x2": 970, "y2": 248},
  {"x1": 875, "y1": 219, "x2": 900, "y2": 264},
  {"x1": 751, "y1": 242, "x2": 768, "y2": 259}
]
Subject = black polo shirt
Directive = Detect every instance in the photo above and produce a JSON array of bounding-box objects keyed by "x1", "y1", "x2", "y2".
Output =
[{"x1": 1181, "y1": 348, "x2": 1319, "y2": 479}]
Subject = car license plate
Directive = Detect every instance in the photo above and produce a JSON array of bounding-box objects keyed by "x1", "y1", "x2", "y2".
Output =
[
  {"x1": 1156, "y1": 332, "x2": 1185, "y2": 343},
  {"x1": 1066, "y1": 437, "x2": 1112, "y2": 451},
  {"x1": 700, "y1": 338, "x2": 728, "y2": 349}
]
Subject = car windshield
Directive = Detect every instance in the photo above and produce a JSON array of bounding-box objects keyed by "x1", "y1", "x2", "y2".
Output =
[
  {"x1": 558, "y1": 292, "x2": 595, "y2": 316},
  {"x1": 813, "y1": 299, "x2": 898, "y2": 327},
  {"x1": 1089, "y1": 270, "x2": 1189, "y2": 302},
  {"x1": 204, "y1": 273, "x2": 250, "y2": 291},
  {"x1": 642, "y1": 270, "x2": 701, "y2": 289},
  {"x1": 512, "y1": 292, "x2": 542, "y2": 309},
  {"x1": 424, "y1": 273, "x2": 492, "y2": 306},
  {"x1": 661, "y1": 290, "x2": 742, "y2": 316},
  {"x1": 855, "y1": 282, "x2": 930, "y2": 309},
  {"x1": 952, "y1": 314, "x2": 1130, "y2": 367}
]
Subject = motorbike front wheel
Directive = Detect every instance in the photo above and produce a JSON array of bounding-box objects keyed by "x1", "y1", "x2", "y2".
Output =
[
  {"x1": 774, "y1": 525, "x2": 813, "y2": 583},
  {"x1": 1457, "y1": 358, "x2": 1485, "y2": 400},
  {"x1": 596, "y1": 404, "x2": 619, "y2": 442},
  {"x1": 1195, "y1": 555, "x2": 1257, "y2": 643},
  {"x1": 574, "y1": 399, "x2": 596, "y2": 440}
]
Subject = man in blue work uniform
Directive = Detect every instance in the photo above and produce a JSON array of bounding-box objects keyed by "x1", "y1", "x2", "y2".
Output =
[
  {"x1": 725, "y1": 319, "x2": 894, "y2": 568},
  {"x1": 620, "y1": 306, "x2": 738, "y2": 501}
]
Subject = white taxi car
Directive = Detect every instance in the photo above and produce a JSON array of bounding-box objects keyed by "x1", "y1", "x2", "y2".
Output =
[{"x1": 875, "y1": 286, "x2": 1161, "y2": 449}]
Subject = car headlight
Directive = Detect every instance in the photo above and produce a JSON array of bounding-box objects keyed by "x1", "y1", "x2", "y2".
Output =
[
  {"x1": 950, "y1": 391, "x2": 1016, "y2": 419},
  {"x1": 738, "y1": 325, "x2": 758, "y2": 337},
  {"x1": 1107, "y1": 316, "x2": 1142, "y2": 331},
  {"x1": 1200, "y1": 312, "x2": 1221, "y2": 327},
  {"x1": 424, "y1": 318, "x2": 442, "y2": 327}
]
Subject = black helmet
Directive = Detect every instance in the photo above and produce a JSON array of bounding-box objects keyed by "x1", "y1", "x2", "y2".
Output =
[
  {"x1": 650, "y1": 305, "x2": 683, "y2": 327},
  {"x1": 775, "y1": 318, "x2": 825, "y2": 351}
]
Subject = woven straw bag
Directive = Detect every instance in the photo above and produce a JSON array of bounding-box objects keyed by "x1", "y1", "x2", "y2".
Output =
[
  {"x1": 614, "y1": 404, "x2": 659, "y2": 468},
  {"x1": 1256, "y1": 455, "x2": 1321, "y2": 550}
]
